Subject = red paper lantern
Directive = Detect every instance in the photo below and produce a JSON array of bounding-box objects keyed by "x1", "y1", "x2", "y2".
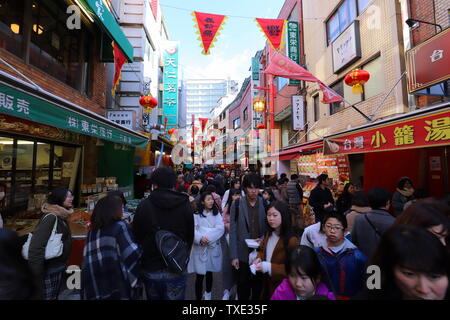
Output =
[
  {"x1": 168, "y1": 128, "x2": 178, "y2": 135},
  {"x1": 139, "y1": 95, "x2": 158, "y2": 108},
  {"x1": 344, "y1": 69, "x2": 370, "y2": 94},
  {"x1": 256, "y1": 123, "x2": 266, "y2": 129}
]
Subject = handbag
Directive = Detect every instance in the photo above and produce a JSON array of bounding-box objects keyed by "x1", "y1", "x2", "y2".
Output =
[{"x1": 22, "y1": 214, "x2": 64, "y2": 260}]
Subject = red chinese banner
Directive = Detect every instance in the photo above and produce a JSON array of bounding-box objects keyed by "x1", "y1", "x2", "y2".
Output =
[
  {"x1": 198, "y1": 118, "x2": 208, "y2": 133},
  {"x1": 324, "y1": 109, "x2": 450, "y2": 155},
  {"x1": 192, "y1": 11, "x2": 227, "y2": 55},
  {"x1": 112, "y1": 42, "x2": 127, "y2": 95},
  {"x1": 255, "y1": 18, "x2": 287, "y2": 51},
  {"x1": 265, "y1": 53, "x2": 343, "y2": 103},
  {"x1": 202, "y1": 140, "x2": 206, "y2": 149}
]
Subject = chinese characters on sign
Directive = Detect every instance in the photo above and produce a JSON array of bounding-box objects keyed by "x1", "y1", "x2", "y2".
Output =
[
  {"x1": 287, "y1": 21, "x2": 300, "y2": 85},
  {"x1": 331, "y1": 21, "x2": 361, "y2": 74},
  {"x1": 192, "y1": 12, "x2": 227, "y2": 55},
  {"x1": 255, "y1": 18, "x2": 287, "y2": 52},
  {"x1": 0, "y1": 85, "x2": 143, "y2": 147},
  {"x1": 324, "y1": 111, "x2": 450, "y2": 155},
  {"x1": 107, "y1": 111, "x2": 134, "y2": 130},
  {"x1": 162, "y1": 41, "x2": 179, "y2": 130},
  {"x1": 291, "y1": 95, "x2": 304, "y2": 131}
]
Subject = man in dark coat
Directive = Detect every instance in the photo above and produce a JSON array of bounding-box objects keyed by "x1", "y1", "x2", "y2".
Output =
[
  {"x1": 309, "y1": 174, "x2": 335, "y2": 223},
  {"x1": 133, "y1": 167, "x2": 194, "y2": 300}
]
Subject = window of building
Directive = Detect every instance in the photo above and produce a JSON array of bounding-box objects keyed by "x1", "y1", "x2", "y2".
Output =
[
  {"x1": 344, "y1": 80, "x2": 362, "y2": 105},
  {"x1": 276, "y1": 77, "x2": 289, "y2": 91},
  {"x1": 358, "y1": 0, "x2": 373, "y2": 14},
  {"x1": 233, "y1": 118, "x2": 240, "y2": 129},
  {"x1": 313, "y1": 94, "x2": 320, "y2": 122},
  {"x1": 326, "y1": 0, "x2": 357, "y2": 45},
  {"x1": 281, "y1": 117, "x2": 292, "y2": 148},
  {"x1": 329, "y1": 81, "x2": 345, "y2": 115},
  {"x1": 0, "y1": 0, "x2": 25, "y2": 58},
  {"x1": 363, "y1": 57, "x2": 384, "y2": 99},
  {"x1": 0, "y1": 135, "x2": 81, "y2": 215},
  {"x1": 243, "y1": 107, "x2": 248, "y2": 121}
]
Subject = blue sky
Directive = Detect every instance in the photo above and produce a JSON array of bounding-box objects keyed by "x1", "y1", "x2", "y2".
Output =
[{"x1": 161, "y1": 0, "x2": 285, "y2": 86}]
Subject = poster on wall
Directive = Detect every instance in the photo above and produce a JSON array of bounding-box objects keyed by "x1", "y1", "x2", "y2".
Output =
[{"x1": 429, "y1": 156, "x2": 442, "y2": 171}]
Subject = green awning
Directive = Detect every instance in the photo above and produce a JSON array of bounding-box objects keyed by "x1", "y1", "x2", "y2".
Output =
[
  {"x1": 80, "y1": 0, "x2": 134, "y2": 62},
  {"x1": 0, "y1": 82, "x2": 147, "y2": 147}
]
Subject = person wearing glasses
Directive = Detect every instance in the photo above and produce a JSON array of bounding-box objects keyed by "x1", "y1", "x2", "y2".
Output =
[{"x1": 315, "y1": 212, "x2": 367, "y2": 300}]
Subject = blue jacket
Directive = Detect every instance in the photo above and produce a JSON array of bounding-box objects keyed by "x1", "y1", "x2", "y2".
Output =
[{"x1": 315, "y1": 240, "x2": 367, "y2": 299}]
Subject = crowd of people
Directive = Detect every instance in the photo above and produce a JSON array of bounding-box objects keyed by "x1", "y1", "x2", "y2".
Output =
[{"x1": 0, "y1": 166, "x2": 449, "y2": 301}]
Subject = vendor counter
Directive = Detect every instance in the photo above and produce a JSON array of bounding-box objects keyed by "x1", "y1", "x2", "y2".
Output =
[{"x1": 4, "y1": 204, "x2": 138, "y2": 266}]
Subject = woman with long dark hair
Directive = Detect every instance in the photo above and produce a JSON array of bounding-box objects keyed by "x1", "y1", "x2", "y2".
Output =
[
  {"x1": 369, "y1": 224, "x2": 449, "y2": 300},
  {"x1": 392, "y1": 177, "x2": 415, "y2": 216},
  {"x1": 28, "y1": 188, "x2": 74, "y2": 300},
  {"x1": 250, "y1": 201, "x2": 299, "y2": 299},
  {"x1": 188, "y1": 192, "x2": 224, "y2": 300},
  {"x1": 336, "y1": 183, "x2": 355, "y2": 214},
  {"x1": 82, "y1": 195, "x2": 141, "y2": 300}
]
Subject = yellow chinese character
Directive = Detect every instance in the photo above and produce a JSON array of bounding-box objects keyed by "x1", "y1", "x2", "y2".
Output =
[
  {"x1": 394, "y1": 125, "x2": 415, "y2": 146},
  {"x1": 371, "y1": 131, "x2": 387, "y2": 149},
  {"x1": 425, "y1": 117, "x2": 450, "y2": 142}
]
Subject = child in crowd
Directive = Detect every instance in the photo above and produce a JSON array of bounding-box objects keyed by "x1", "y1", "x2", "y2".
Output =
[
  {"x1": 315, "y1": 212, "x2": 367, "y2": 300},
  {"x1": 271, "y1": 245, "x2": 336, "y2": 300}
]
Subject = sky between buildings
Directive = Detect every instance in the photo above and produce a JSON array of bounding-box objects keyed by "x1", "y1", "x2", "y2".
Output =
[{"x1": 161, "y1": 0, "x2": 285, "y2": 87}]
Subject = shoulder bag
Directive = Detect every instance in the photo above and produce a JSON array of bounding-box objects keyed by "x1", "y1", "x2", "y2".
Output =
[{"x1": 22, "y1": 214, "x2": 64, "y2": 260}]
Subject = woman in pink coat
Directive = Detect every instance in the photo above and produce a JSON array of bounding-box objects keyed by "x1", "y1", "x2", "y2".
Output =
[{"x1": 271, "y1": 245, "x2": 336, "y2": 300}]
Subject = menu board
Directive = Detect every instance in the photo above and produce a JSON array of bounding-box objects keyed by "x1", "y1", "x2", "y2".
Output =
[{"x1": 297, "y1": 153, "x2": 350, "y2": 181}]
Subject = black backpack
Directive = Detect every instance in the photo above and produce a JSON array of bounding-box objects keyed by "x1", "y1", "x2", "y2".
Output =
[{"x1": 149, "y1": 204, "x2": 190, "y2": 274}]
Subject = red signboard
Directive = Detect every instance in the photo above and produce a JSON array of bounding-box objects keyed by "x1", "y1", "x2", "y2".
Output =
[
  {"x1": 406, "y1": 28, "x2": 450, "y2": 93},
  {"x1": 324, "y1": 109, "x2": 450, "y2": 155}
]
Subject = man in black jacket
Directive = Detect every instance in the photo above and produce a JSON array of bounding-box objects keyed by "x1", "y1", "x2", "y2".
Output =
[
  {"x1": 133, "y1": 167, "x2": 194, "y2": 300},
  {"x1": 309, "y1": 174, "x2": 335, "y2": 223}
]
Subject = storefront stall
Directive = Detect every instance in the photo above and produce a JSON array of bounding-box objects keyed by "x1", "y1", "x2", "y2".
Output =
[
  {"x1": 323, "y1": 103, "x2": 450, "y2": 198},
  {"x1": 0, "y1": 74, "x2": 148, "y2": 266}
]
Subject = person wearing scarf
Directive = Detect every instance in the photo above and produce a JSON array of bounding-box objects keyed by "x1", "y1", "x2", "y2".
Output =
[
  {"x1": 392, "y1": 177, "x2": 415, "y2": 217},
  {"x1": 28, "y1": 189, "x2": 74, "y2": 300}
]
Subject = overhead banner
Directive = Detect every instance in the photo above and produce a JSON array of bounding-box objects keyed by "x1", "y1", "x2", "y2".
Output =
[
  {"x1": 324, "y1": 109, "x2": 450, "y2": 155},
  {"x1": 255, "y1": 18, "x2": 287, "y2": 52},
  {"x1": 192, "y1": 11, "x2": 227, "y2": 55},
  {"x1": 162, "y1": 41, "x2": 179, "y2": 130}
]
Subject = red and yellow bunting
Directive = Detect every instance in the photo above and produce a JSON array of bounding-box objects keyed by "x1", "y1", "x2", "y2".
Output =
[
  {"x1": 192, "y1": 11, "x2": 227, "y2": 55},
  {"x1": 255, "y1": 18, "x2": 287, "y2": 52},
  {"x1": 111, "y1": 42, "x2": 127, "y2": 95}
]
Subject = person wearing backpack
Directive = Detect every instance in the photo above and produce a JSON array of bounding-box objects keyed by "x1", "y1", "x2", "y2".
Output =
[
  {"x1": 351, "y1": 187, "x2": 395, "y2": 260},
  {"x1": 188, "y1": 192, "x2": 225, "y2": 300},
  {"x1": 133, "y1": 167, "x2": 194, "y2": 300}
]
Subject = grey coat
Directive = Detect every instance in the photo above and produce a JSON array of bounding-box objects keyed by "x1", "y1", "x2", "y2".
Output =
[
  {"x1": 229, "y1": 196, "x2": 267, "y2": 263},
  {"x1": 351, "y1": 209, "x2": 395, "y2": 260}
]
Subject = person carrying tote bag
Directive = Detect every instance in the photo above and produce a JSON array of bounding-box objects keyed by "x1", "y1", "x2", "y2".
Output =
[{"x1": 27, "y1": 189, "x2": 74, "y2": 300}]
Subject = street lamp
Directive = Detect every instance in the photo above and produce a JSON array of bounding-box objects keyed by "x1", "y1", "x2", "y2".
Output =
[
  {"x1": 405, "y1": 18, "x2": 443, "y2": 32},
  {"x1": 253, "y1": 97, "x2": 266, "y2": 112}
]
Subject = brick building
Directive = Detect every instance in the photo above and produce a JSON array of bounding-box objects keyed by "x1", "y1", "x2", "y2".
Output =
[{"x1": 0, "y1": 0, "x2": 148, "y2": 218}]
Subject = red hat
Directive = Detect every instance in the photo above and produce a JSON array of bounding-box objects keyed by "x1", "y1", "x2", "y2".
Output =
[{"x1": 207, "y1": 172, "x2": 214, "y2": 178}]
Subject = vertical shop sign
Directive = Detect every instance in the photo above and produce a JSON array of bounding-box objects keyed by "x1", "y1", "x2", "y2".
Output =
[
  {"x1": 291, "y1": 95, "x2": 304, "y2": 130},
  {"x1": 287, "y1": 21, "x2": 300, "y2": 85},
  {"x1": 162, "y1": 41, "x2": 179, "y2": 130}
]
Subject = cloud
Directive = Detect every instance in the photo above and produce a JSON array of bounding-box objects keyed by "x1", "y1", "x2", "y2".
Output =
[{"x1": 182, "y1": 49, "x2": 254, "y2": 85}]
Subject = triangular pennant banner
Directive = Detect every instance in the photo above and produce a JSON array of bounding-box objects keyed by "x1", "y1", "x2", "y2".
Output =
[
  {"x1": 192, "y1": 11, "x2": 227, "y2": 55},
  {"x1": 264, "y1": 52, "x2": 320, "y2": 82},
  {"x1": 198, "y1": 118, "x2": 208, "y2": 133},
  {"x1": 318, "y1": 82, "x2": 344, "y2": 104},
  {"x1": 264, "y1": 52, "x2": 343, "y2": 104},
  {"x1": 111, "y1": 42, "x2": 127, "y2": 95},
  {"x1": 255, "y1": 18, "x2": 287, "y2": 52}
]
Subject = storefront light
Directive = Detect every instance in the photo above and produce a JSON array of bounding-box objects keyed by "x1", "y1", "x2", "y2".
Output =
[
  {"x1": 10, "y1": 24, "x2": 20, "y2": 34},
  {"x1": 32, "y1": 24, "x2": 44, "y2": 35}
]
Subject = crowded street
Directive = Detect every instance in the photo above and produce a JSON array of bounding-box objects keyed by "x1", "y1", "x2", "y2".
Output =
[{"x1": 0, "y1": 0, "x2": 449, "y2": 306}]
